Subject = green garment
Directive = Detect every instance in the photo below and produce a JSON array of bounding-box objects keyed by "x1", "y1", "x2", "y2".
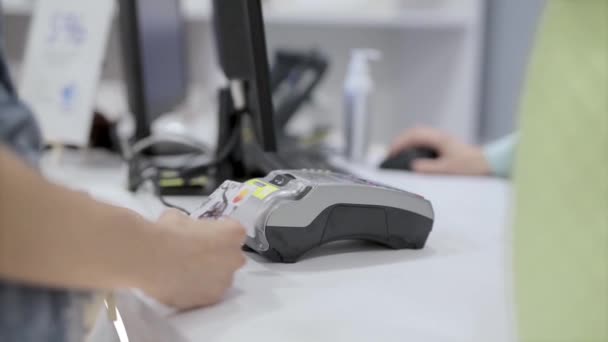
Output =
[{"x1": 513, "y1": 0, "x2": 608, "y2": 341}]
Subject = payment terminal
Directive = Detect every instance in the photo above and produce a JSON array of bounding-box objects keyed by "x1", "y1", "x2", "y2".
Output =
[{"x1": 192, "y1": 170, "x2": 434, "y2": 263}]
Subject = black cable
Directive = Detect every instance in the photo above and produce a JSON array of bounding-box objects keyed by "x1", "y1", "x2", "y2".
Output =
[
  {"x1": 126, "y1": 97, "x2": 246, "y2": 217},
  {"x1": 130, "y1": 121, "x2": 243, "y2": 215},
  {"x1": 125, "y1": 120, "x2": 239, "y2": 194},
  {"x1": 128, "y1": 113, "x2": 242, "y2": 179},
  {"x1": 138, "y1": 174, "x2": 192, "y2": 215},
  {"x1": 178, "y1": 126, "x2": 241, "y2": 178},
  {"x1": 157, "y1": 193, "x2": 192, "y2": 215}
]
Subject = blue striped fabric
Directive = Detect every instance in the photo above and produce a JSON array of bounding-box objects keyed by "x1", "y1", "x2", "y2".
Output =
[{"x1": 0, "y1": 13, "x2": 92, "y2": 342}]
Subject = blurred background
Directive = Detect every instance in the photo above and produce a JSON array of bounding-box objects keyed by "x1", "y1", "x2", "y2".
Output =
[{"x1": 1, "y1": 0, "x2": 545, "y2": 147}]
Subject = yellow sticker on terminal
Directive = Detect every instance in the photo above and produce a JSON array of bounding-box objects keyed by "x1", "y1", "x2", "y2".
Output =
[
  {"x1": 159, "y1": 178, "x2": 185, "y2": 187},
  {"x1": 246, "y1": 179, "x2": 279, "y2": 199},
  {"x1": 253, "y1": 186, "x2": 278, "y2": 199}
]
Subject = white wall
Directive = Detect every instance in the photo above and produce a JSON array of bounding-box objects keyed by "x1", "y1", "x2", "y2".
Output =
[
  {"x1": 479, "y1": 0, "x2": 545, "y2": 142},
  {"x1": 2, "y1": 0, "x2": 485, "y2": 146},
  {"x1": 265, "y1": 25, "x2": 477, "y2": 145}
]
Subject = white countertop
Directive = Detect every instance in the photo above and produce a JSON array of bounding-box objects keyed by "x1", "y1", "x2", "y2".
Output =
[{"x1": 42, "y1": 149, "x2": 515, "y2": 342}]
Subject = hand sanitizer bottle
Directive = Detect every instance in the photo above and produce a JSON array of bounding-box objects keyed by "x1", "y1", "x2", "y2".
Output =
[{"x1": 344, "y1": 49, "x2": 381, "y2": 163}]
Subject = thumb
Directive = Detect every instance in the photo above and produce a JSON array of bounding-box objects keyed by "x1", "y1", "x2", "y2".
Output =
[
  {"x1": 158, "y1": 208, "x2": 189, "y2": 223},
  {"x1": 411, "y1": 159, "x2": 450, "y2": 174}
]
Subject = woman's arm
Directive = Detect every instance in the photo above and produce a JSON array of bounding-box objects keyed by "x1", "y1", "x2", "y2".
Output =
[
  {"x1": 0, "y1": 147, "x2": 166, "y2": 289},
  {"x1": 0, "y1": 147, "x2": 246, "y2": 309},
  {"x1": 388, "y1": 127, "x2": 517, "y2": 178}
]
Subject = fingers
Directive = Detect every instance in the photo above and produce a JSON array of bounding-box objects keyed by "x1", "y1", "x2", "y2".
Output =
[
  {"x1": 206, "y1": 219, "x2": 247, "y2": 245},
  {"x1": 147, "y1": 212, "x2": 247, "y2": 311},
  {"x1": 169, "y1": 272, "x2": 236, "y2": 310},
  {"x1": 202, "y1": 274, "x2": 237, "y2": 308},
  {"x1": 233, "y1": 252, "x2": 247, "y2": 268},
  {"x1": 388, "y1": 126, "x2": 448, "y2": 156},
  {"x1": 156, "y1": 209, "x2": 190, "y2": 233},
  {"x1": 158, "y1": 208, "x2": 189, "y2": 223},
  {"x1": 411, "y1": 159, "x2": 452, "y2": 174},
  {"x1": 228, "y1": 224, "x2": 248, "y2": 245},
  {"x1": 221, "y1": 219, "x2": 247, "y2": 238},
  {"x1": 161, "y1": 210, "x2": 246, "y2": 242},
  {"x1": 214, "y1": 220, "x2": 247, "y2": 268}
]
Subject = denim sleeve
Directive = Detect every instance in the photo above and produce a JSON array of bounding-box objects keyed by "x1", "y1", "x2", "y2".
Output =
[
  {"x1": 0, "y1": 282, "x2": 92, "y2": 342},
  {"x1": 0, "y1": 44, "x2": 43, "y2": 166},
  {"x1": 0, "y1": 17, "x2": 93, "y2": 342}
]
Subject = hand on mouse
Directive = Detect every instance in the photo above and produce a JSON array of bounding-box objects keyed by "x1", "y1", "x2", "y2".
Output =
[
  {"x1": 388, "y1": 126, "x2": 491, "y2": 176},
  {"x1": 140, "y1": 209, "x2": 247, "y2": 310}
]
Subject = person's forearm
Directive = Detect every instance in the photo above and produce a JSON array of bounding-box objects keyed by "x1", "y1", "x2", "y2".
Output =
[{"x1": 0, "y1": 148, "x2": 165, "y2": 291}]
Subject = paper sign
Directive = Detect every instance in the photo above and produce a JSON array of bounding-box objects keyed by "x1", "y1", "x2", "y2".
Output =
[{"x1": 19, "y1": 0, "x2": 115, "y2": 146}]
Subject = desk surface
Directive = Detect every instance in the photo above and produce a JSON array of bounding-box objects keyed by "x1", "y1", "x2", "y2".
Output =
[{"x1": 42, "y1": 150, "x2": 514, "y2": 342}]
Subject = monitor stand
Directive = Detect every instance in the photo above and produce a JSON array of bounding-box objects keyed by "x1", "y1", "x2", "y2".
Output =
[
  {"x1": 135, "y1": 87, "x2": 263, "y2": 197},
  {"x1": 127, "y1": 87, "x2": 288, "y2": 197},
  {"x1": 200, "y1": 87, "x2": 280, "y2": 192},
  {"x1": 213, "y1": 87, "x2": 250, "y2": 185}
]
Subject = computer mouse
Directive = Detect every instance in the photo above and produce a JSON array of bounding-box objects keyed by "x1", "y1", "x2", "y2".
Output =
[{"x1": 380, "y1": 147, "x2": 439, "y2": 171}]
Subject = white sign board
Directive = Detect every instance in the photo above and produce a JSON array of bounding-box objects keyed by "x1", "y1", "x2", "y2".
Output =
[{"x1": 19, "y1": 0, "x2": 115, "y2": 146}]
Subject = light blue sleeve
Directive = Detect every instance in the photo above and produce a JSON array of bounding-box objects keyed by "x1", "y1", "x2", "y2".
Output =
[{"x1": 483, "y1": 133, "x2": 518, "y2": 178}]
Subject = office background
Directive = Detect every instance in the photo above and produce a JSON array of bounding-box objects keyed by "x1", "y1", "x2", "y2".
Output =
[
  {"x1": 1, "y1": 0, "x2": 544, "y2": 145},
  {"x1": 481, "y1": 0, "x2": 544, "y2": 142}
]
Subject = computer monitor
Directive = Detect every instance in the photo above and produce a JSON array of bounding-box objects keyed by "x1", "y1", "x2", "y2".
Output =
[
  {"x1": 212, "y1": 0, "x2": 277, "y2": 152},
  {"x1": 118, "y1": 0, "x2": 189, "y2": 141}
]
